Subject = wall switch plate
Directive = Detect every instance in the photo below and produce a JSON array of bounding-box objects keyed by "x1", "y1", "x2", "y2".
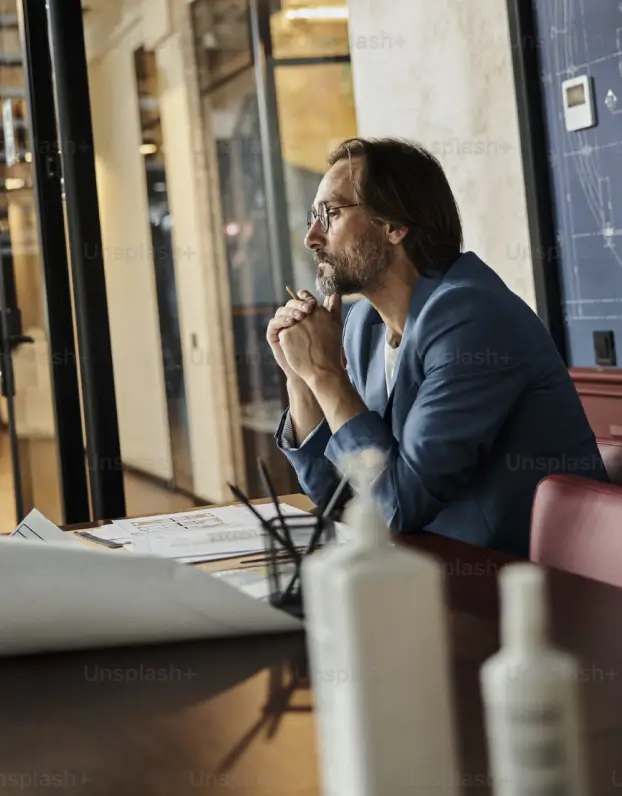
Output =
[
  {"x1": 562, "y1": 75, "x2": 597, "y2": 132},
  {"x1": 593, "y1": 330, "x2": 616, "y2": 366}
]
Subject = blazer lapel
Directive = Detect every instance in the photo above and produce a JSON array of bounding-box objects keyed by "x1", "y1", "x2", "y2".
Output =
[
  {"x1": 385, "y1": 276, "x2": 441, "y2": 408},
  {"x1": 356, "y1": 275, "x2": 441, "y2": 421},
  {"x1": 365, "y1": 323, "x2": 388, "y2": 416}
]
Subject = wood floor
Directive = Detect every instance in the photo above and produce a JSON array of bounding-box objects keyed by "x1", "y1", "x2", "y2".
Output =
[
  {"x1": 0, "y1": 428, "x2": 198, "y2": 531},
  {"x1": 0, "y1": 430, "x2": 17, "y2": 532}
]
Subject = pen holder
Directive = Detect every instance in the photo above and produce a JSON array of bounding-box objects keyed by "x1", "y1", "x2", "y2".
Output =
[
  {"x1": 228, "y1": 458, "x2": 349, "y2": 621},
  {"x1": 262, "y1": 513, "x2": 336, "y2": 620}
]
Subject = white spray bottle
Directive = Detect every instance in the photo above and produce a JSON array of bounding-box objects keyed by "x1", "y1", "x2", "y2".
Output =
[
  {"x1": 480, "y1": 562, "x2": 589, "y2": 795},
  {"x1": 302, "y1": 448, "x2": 460, "y2": 796}
]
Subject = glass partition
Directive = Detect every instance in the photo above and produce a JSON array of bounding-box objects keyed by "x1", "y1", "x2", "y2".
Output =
[
  {"x1": 0, "y1": 4, "x2": 65, "y2": 525},
  {"x1": 270, "y1": 0, "x2": 349, "y2": 59},
  {"x1": 191, "y1": 0, "x2": 356, "y2": 497}
]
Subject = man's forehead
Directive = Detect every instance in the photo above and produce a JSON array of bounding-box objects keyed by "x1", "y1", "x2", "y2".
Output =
[{"x1": 313, "y1": 158, "x2": 360, "y2": 206}]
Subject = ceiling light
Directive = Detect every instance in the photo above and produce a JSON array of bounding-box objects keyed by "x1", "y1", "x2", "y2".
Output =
[
  {"x1": 285, "y1": 6, "x2": 348, "y2": 21},
  {"x1": 225, "y1": 221, "x2": 241, "y2": 237},
  {"x1": 139, "y1": 143, "x2": 158, "y2": 155},
  {"x1": 24, "y1": 152, "x2": 33, "y2": 163},
  {"x1": 5, "y1": 178, "x2": 24, "y2": 190}
]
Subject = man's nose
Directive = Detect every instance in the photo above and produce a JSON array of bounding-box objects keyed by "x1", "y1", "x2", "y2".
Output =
[{"x1": 304, "y1": 218, "x2": 326, "y2": 250}]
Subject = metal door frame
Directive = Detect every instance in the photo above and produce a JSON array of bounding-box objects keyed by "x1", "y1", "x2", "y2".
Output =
[
  {"x1": 506, "y1": 0, "x2": 567, "y2": 363},
  {"x1": 14, "y1": 0, "x2": 128, "y2": 521},
  {"x1": 5, "y1": 0, "x2": 92, "y2": 522}
]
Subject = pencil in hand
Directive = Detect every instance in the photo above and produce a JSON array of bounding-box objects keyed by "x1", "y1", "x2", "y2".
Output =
[{"x1": 286, "y1": 285, "x2": 301, "y2": 301}]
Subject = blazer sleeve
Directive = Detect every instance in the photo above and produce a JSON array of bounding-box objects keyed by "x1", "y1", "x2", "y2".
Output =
[
  {"x1": 323, "y1": 287, "x2": 530, "y2": 532},
  {"x1": 274, "y1": 413, "x2": 340, "y2": 506}
]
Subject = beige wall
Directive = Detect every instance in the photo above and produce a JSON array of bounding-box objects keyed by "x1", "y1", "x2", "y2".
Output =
[
  {"x1": 157, "y1": 30, "x2": 241, "y2": 500},
  {"x1": 346, "y1": 0, "x2": 536, "y2": 308},
  {"x1": 88, "y1": 20, "x2": 174, "y2": 482}
]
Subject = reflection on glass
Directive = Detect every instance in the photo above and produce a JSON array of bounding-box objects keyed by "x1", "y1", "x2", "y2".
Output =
[
  {"x1": 207, "y1": 68, "x2": 294, "y2": 496},
  {"x1": 134, "y1": 47, "x2": 194, "y2": 497},
  {"x1": 84, "y1": 10, "x2": 198, "y2": 516},
  {"x1": 192, "y1": 0, "x2": 252, "y2": 92},
  {"x1": 193, "y1": 0, "x2": 298, "y2": 497},
  {"x1": 0, "y1": 4, "x2": 63, "y2": 524},
  {"x1": 274, "y1": 61, "x2": 357, "y2": 291},
  {"x1": 270, "y1": 0, "x2": 349, "y2": 59},
  {"x1": 210, "y1": 71, "x2": 273, "y2": 307},
  {"x1": 191, "y1": 0, "x2": 355, "y2": 497}
]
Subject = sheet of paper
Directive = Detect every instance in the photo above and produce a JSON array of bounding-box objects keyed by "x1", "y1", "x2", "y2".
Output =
[
  {"x1": 110, "y1": 503, "x2": 319, "y2": 563},
  {"x1": 112, "y1": 503, "x2": 309, "y2": 534},
  {"x1": 10, "y1": 509, "x2": 79, "y2": 545},
  {"x1": 212, "y1": 563, "x2": 298, "y2": 602},
  {"x1": 86, "y1": 509, "x2": 295, "y2": 550},
  {"x1": 0, "y1": 535, "x2": 301, "y2": 657}
]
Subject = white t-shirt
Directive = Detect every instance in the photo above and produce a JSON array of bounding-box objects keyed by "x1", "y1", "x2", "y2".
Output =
[{"x1": 385, "y1": 340, "x2": 399, "y2": 393}]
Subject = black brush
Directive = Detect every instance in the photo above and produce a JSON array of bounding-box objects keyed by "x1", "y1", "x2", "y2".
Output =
[
  {"x1": 257, "y1": 459, "x2": 299, "y2": 562},
  {"x1": 305, "y1": 473, "x2": 350, "y2": 555},
  {"x1": 226, "y1": 482, "x2": 270, "y2": 528},
  {"x1": 227, "y1": 481, "x2": 296, "y2": 556}
]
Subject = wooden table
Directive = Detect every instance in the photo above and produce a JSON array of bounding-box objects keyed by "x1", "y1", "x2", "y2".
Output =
[{"x1": 0, "y1": 495, "x2": 621, "y2": 794}]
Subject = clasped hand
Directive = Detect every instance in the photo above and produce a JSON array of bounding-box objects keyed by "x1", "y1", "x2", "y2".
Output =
[{"x1": 266, "y1": 289, "x2": 344, "y2": 386}]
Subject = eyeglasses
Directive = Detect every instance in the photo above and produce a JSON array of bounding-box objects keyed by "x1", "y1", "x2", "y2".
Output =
[{"x1": 307, "y1": 201, "x2": 361, "y2": 233}]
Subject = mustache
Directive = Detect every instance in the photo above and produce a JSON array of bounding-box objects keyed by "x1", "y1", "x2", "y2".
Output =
[{"x1": 314, "y1": 251, "x2": 336, "y2": 265}]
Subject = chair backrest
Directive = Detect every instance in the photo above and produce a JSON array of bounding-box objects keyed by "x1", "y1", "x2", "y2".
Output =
[
  {"x1": 530, "y1": 474, "x2": 622, "y2": 588},
  {"x1": 597, "y1": 439, "x2": 622, "y2": 486}
]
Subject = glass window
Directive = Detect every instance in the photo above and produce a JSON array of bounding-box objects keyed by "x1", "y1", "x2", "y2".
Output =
[
  {"x1": 192, "y1": 0, "x2": 253, "y2": 93},
  {"x1": 270, "y1": 0, "x2": 350, "y2": 59},
  {"x1": 134, "y1": 47, "x2": 194, "y2": 497},
  {"x1": 83, "y1": 8, "x2": 200, "y2": 515},
  {"x1": 204, "y1": 66, "x2": 292, "y2": 496},
  {"x1": 275, "y1": 61, "x2": 357, "y2": 291},
  {"x1": 209, "y1": 69, "x2": 274, "y2": 307},
  {"x1": 191, "y1": 0, "x2": 357, "y2": 497},
  {"x1": 0, "y1": 6, "x2": 64, "y2": 524}
]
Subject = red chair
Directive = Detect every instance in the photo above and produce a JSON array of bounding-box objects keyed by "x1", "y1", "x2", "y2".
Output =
[
  {"x1": 530, "y1": 474, "x2": 622, "y2": 588},
  {"x1": 597, "y1": 438, "x2": 622, "y2": 486}
]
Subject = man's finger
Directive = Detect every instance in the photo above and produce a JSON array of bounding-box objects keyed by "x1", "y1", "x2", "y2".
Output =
[
  {"x1": 324, "y1": 294, "x2": 343, "y2": 318},
  {"x1": 285, "y1": 298, "x2": 314, "y2": 315},
  {"x1": 297, "y1": 289, "x2": 318, "y2": 311},
  {"x1": 275, "y1": 307, "x2": 304, "y2": 323},
  {"x1": 267, "y1": 317, "x2": 292, "y2": 343}
]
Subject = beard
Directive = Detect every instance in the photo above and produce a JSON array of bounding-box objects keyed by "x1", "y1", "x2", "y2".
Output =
[{"x1": 314, "y1": 230, "x2": 392, "y2": 296}]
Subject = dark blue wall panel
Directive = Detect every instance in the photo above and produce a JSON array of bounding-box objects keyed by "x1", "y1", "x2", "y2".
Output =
[{"x1": 534, "y1": 0, "x2": 622, "y2": 366}]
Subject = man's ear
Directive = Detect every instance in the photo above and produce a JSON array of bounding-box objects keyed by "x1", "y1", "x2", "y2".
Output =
[{"x1": 386, "y1": 223, "x2": 408, "y2": 245}]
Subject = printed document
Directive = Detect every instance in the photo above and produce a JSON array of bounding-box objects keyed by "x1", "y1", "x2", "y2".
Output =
[{"x1": 108, "y1": 503, "x2": 319, "y2": 563}]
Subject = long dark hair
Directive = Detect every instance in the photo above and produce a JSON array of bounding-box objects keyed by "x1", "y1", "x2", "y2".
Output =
[{"x1": 328, "y1": 137, "x2": 463, "y2": 276}]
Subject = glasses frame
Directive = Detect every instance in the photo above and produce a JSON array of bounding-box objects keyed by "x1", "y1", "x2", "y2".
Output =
[{"x1": 307, "y1": 201, "x2": 361, "y2": 233}]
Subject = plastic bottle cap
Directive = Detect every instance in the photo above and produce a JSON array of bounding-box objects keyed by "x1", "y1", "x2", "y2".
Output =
[{"x1": 500, "y1": 562, "x2": 547, "y2": 648}]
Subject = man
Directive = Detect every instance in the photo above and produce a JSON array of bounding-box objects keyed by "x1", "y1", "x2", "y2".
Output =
[{"x1": 267, "y1": 137, "x2": 607, "y2": 557}]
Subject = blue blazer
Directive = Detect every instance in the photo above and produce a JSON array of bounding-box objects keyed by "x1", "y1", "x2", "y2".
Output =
[{"x1": 276, "y1": 252, "x2": 607, "y2": 556}]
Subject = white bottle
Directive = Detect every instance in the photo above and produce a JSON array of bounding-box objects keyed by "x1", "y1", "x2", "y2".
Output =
[
  {"x1": 301, "y1": 449, "x2": 460, "y2": 796},
  {"x1": 480, "y1": 562, "x2": 589, "y2": 796}
]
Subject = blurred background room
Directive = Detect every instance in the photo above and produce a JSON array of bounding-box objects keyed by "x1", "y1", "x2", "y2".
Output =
[{"x1": 1, "y1": 0, "x2": 618, "y2": 529}]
